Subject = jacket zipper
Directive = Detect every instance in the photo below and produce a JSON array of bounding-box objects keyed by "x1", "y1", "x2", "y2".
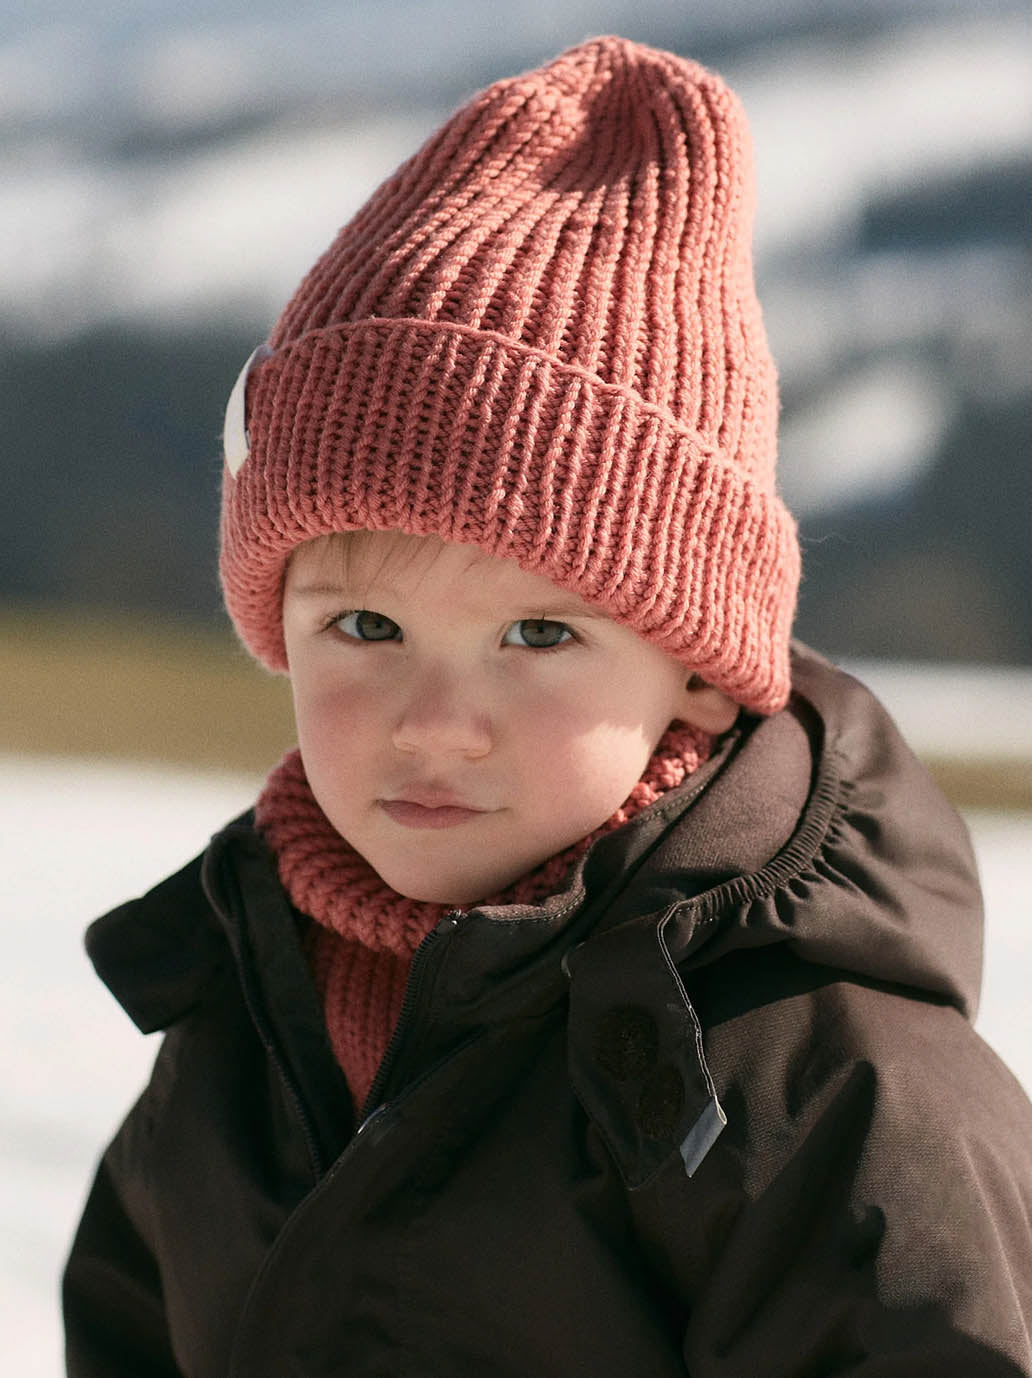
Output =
[
  {"x1": 234, "y1": 939, "x2": 328, "y2": 1181},
  {"x1": 229, "y1": 1088, "x2": 407, "y2": 1376},
  {"x1": 215, "y1": 849, "x2": 329, "y2": 1181},
  {"x1": 229, "y1": 910, "x2": 467, "y2": 1374},
  {"x1": 358, "y1": 909, "x2": 463, "y2": 1123}
]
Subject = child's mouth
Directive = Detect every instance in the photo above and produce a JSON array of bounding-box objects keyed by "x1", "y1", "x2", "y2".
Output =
[{"x1": 379, "y1": 800, "x2": 486, "y2": 830}]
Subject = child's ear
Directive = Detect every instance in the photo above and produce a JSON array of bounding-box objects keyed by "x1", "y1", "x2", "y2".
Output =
[{"x1": 676, "y1": 675, "x2": 741, "y2": 734}]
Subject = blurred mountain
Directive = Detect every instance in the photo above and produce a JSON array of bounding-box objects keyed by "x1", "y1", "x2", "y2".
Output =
[{"x1": 2, "y1": 0, "x2": 1030, "y2": 664}]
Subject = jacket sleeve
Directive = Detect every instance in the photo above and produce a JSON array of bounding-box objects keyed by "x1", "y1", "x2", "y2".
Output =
[
  {"x1": 629, "y1": 963, "x2": 1032, "y2": 1375},
  {"x1": 63, "y1": 1105, "x2": 183, "y2": 1377},
  {"x1": 63, "y1": 850, "x2": 231, "y2": 1376}
]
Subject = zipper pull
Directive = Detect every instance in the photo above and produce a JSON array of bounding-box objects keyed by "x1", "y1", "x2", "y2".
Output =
[
  {"x1": 435, "y1": 909, "x2": 463, "y2": 934},
  {"x1": 355, "y1": 1102, "x2": 390, "y2": 1138},
  {"x1": 358, "y1": 908, "x2": 464, "y2": 1119},
  {"x1": 561, "y1": 940, "x2": 584, "y2": 979}
]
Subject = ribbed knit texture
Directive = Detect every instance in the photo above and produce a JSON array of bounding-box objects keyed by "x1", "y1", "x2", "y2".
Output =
[
  {"x1": 220, "y1": 36, "x2": 800, "y2": 715},
  {"x1": 255, "y1": 721, "x2": 711, "y2": 1106}
]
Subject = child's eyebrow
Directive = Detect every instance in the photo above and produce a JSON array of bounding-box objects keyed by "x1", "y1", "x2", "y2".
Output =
[
  {"x1": 288, "y1": 582, "x2": 362, "y2": 600},
  {"x1": 510, "y1": 603, "x2": 608, "y2": 621},
  {"x1": 288, "y1": 581, "x2": 607, "y2": 620}
]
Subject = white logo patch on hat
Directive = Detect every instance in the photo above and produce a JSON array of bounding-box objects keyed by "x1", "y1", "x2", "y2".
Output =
[{"x1": 223, "y1": 343, "x2": 273, "y2": 477}]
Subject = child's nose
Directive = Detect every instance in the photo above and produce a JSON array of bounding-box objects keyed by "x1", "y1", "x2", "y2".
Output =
[{"x1": 391, "y1": 669, "x2": 492, "y2": 759}]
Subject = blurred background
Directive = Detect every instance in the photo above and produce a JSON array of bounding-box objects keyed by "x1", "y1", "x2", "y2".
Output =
[{"x1": 2, "y1": 0, "x2": 1030, "y2": 1371}]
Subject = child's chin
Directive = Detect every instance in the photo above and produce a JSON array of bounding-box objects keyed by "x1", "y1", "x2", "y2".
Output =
[
  {"x1": 381, "y1": 858, "x2": 539, "y2": 908},
  {"x1": 383, "y1": 872, "x2": 477, "y2": 908}
]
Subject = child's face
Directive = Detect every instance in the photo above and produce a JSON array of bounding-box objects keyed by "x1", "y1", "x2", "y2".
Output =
[{"x1": 282, "y1": 531, "x2": 737, "y2": 906}]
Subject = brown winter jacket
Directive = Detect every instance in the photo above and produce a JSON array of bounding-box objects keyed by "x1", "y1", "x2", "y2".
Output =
[{"x1": 64, "y1": 645, "x2": 1032, "y2": 1376}]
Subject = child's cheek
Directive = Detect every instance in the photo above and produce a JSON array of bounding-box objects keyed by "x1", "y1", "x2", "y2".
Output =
[
  {"x1": 306, "y1": 676, "x2": 379, "y2": 735},
  {"x1": 291, "y1": 663, "x2": 373, "y2": 750},
  {"x1": 563, "y1": 716, "x2": 662, "y2": 801}
]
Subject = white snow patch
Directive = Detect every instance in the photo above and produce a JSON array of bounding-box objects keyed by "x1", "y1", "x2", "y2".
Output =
[
  {"x1": 0, "y1": 755, "x2": 260, "y2": 1377},
  {"x1": 967, "y1": 810, "x2": 1032, "y2": 1087},
  {"x1": 841, "y1": 660, "x2": 1032, "y2": 761},
  {"x1": 0, "y1": 117, "x2": 431, "y2": 338}
]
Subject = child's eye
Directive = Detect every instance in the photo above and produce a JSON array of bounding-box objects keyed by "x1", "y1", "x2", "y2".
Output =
[
  {"x1": 332, "y1": 609, "x2": 401, "y2": 642},
  {"x1": 503, "y1": 619, "x2": 574, "y2": 650}
]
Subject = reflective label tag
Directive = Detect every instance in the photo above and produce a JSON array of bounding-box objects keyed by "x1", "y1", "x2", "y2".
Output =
[{"x1": 223, "y1": 343, "x2": 273, "y2": 477}]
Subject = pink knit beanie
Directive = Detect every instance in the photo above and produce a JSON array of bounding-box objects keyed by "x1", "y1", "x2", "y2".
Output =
[{"x1": 219, "y1": 36, "x2": 800, "y2": 714}]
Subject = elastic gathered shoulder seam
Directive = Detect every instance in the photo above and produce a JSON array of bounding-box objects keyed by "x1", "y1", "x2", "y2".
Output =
[{"x1": 683, "y1": 741, "x2": 852, "y2": 936}]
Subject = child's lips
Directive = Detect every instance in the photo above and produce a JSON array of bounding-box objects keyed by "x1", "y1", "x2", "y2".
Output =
[
  {"x1": 379, "y1": 798, "x2": 487, "y2": 830},
  {"x1": 386, "y1": 786, "x2": 482, "y2": 810}
]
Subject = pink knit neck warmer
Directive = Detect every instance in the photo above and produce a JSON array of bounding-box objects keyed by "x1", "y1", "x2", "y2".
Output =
[{"x1": 256, "y1": 722, "x2": 711, "y2": 1107}]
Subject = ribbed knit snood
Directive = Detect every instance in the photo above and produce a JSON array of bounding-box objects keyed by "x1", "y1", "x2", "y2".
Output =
[{"x1": 256, "y1": 721, "x2": 711, "y2": 1106}]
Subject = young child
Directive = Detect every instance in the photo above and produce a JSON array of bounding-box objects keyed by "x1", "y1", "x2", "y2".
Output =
[{"x1": 64, "y1": 36, "x2": 1032, "y2": 1376}]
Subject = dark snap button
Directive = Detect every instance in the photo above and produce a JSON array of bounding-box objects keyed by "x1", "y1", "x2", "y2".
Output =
[
  {"x1": 593, "y1": 1005, "x2": 659, "y2": 1081},
  {"x1": 636, "y1": 1064, "x2": 685, "y2": 1139}
]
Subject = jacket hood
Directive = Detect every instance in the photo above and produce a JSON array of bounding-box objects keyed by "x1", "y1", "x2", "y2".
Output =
[{"x1": 609, "y1": 643, "x2": 984, "y2": 1020}]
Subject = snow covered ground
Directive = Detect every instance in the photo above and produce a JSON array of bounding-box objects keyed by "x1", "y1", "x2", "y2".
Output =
[{"x1": 2, "y1": 751, "x2": 1030, "y2": 1373}]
